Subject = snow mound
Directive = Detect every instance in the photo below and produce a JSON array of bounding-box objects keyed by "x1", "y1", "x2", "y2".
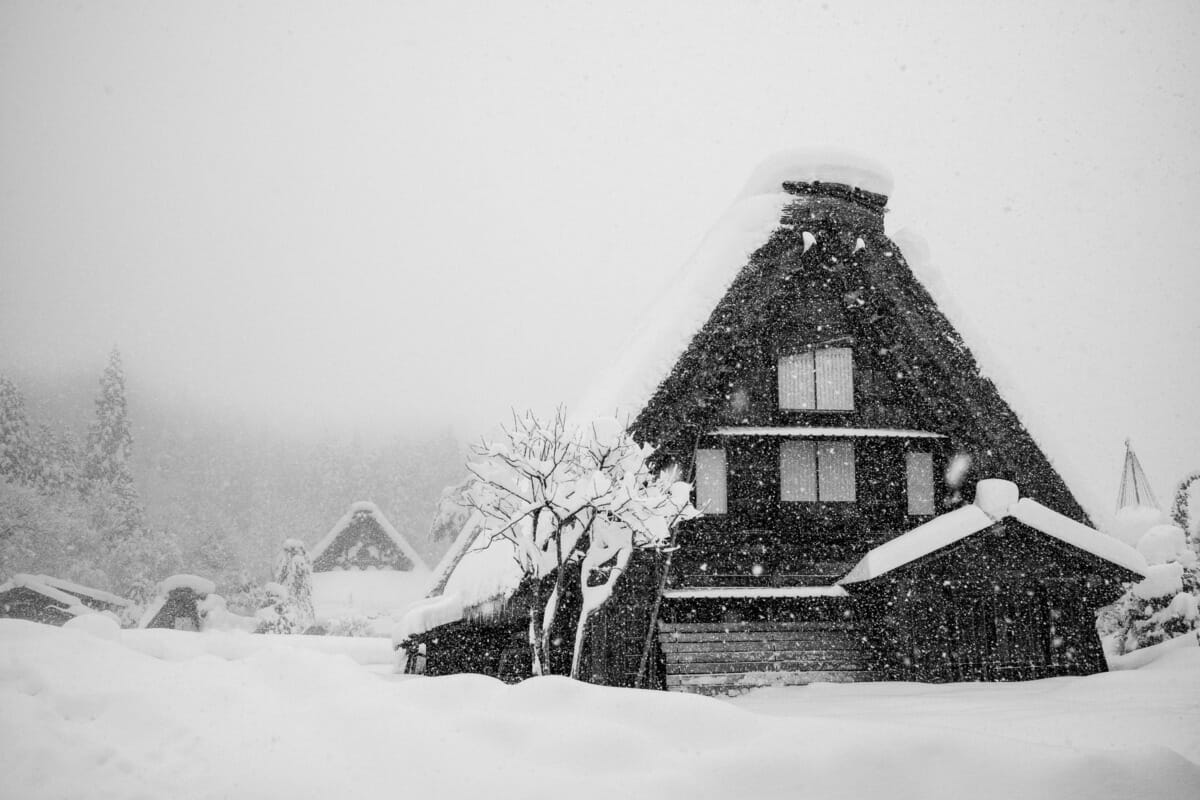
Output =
[
  {"x1": 1136, "y1": 524, "x2": 1193, "y2": 566},
  {"x1": 312, "y1": 570, "x2": 430, "y2": 620},
  {"x1": 62, "y1": 612, "x2": 121, "y2": 640},
  {"x1": 2, "y1": 619, "x2": 1199, "y2": 800},
  {"x1": 157, "y1": 574, "x2": 216, "y2": 595},
  {"x1": 975, "y1": 478, "x2": 1018, "y2": 519}
]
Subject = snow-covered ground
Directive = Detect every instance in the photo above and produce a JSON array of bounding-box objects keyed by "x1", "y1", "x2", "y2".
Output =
[{"x1": 1, "y1": 620, "x2": 1197, "y2": 800}]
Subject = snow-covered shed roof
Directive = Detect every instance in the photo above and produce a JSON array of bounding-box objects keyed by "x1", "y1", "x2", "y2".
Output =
[
  {"x1": 838, "y1": 479, "x2": 1148, "y2": 585},
  {"x1": 393, "y1": 512, "x2": 525, "y2": 643},
  {"x1": 0, "y1": 574, "x2": 130, "y2": 614},
  {"x1": 310, "y1": 501, "x2": 429, "y2": 572}
]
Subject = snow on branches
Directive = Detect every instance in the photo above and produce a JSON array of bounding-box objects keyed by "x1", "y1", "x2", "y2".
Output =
[{"x1": 461, "y1": 410, "x2": 697, "y2": 678}]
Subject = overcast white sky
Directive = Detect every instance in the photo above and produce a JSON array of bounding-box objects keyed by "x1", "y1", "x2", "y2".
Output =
[{"x1": 2, "y1": 1, "x2": 1198, "y2": 522}]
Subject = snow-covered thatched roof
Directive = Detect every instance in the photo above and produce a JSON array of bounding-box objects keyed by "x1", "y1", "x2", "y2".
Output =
[
  {"x1": 310, "y1": 501, "x2": 429, "y2": 572},
  {"x1": 581, "y1": 149, "x2": 1092, "y2": 523},
  {"x1": 393, "y1": 512, "x2": 525, "y2": 643},
  {"x1": 839, "y1": 480, "x2": 1148, "y2": 585},
  {"x1": 579, "y1": 149, "x2": 892, "y2": 421},
  {"x1": 0, "y1": 574, "x2": 130, "y2": 615}
]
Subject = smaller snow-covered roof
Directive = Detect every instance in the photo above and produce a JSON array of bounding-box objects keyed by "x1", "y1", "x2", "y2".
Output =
[
  {"x1": 0, "y1": 574, "x2": 94, "y2": 616},
  {"x1": 839, "y1": 480, "x2": 1148, "y2": 585},
  {"x1": 712, "y1": 427, "x2": 945, "y2": 439},
  {"x1": 310, "y1": 501, "x2": 429, "y2": 573},
  {"x1": 393, "y1": 511, "x2": 527, "y2": 642}
]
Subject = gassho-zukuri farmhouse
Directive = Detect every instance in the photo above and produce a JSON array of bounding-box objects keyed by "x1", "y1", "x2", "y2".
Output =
[{"x1": 395, "y1": 156, "x2": 1149, "y2": 695}]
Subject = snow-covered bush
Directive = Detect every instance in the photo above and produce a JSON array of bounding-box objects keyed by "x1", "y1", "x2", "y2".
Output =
[
  {"x1": 254, "y1": 540, "x2": 315, "y2": 634},
  {"x1": 460, "y1": 410, "x2": 697, "y2": 678},
  {"x1": 1107, "y1": 521, "x2": 1200, "y2": 654}
]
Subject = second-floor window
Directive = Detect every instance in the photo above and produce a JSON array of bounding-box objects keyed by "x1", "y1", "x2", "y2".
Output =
[
  {"x1": 694, "y1": 448, "x2": 728, "y2": 515},
  {"x1": 780, "y1": 439, "x2": 856, "y2": 502},
  {"x1": 778, "y1": 347, "x2": 854, "y2": 411}
]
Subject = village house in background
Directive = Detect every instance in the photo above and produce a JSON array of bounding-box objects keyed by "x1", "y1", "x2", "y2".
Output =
[
  {"x1": 0, "y1": 574, "x2": 130, "y2": 625},
  {"x1": 399, "y1": 160, "x2": 1150, "y2": 693},
  {"x1": 310, "y1": 501, "x2": 430, "y2": 630}
]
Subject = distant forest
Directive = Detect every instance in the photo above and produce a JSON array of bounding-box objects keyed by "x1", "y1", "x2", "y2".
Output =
[{"x1": 0, "y1": 351, "x2": 463, "y2": 599}]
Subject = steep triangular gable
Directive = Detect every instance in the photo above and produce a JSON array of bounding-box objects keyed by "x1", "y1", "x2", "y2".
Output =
[
  {"x1": 311, "y1": 501, "x2": 429, "y2": 573},
  {"x1": 599, "y1": 165, "x2": 1088, "y2": 523}
]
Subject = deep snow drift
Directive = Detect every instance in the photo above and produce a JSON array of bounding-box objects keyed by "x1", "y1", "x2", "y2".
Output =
[{"x1": 1, "y1": 620, "x2": 1197, "y2": 800}]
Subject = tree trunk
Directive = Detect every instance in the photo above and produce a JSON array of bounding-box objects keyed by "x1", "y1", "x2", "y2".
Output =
[
  {"x1": 570, "y1": 608, "x2": 594, "y2": 679},
  {"x1": 528, "y1": 575, "x2": 546, "y2": 676}
]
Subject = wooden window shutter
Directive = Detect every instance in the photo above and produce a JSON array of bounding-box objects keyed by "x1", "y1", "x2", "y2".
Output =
[
  {"x1": 815, "y1": 348, "x2": 855, "y2": 410},
  {"x1": 778, "y1": 352, "x2": 816, "y2": 410},
  {"x1": 780, "y1": 440, "x2": 817, "y2": 501},
  {"x1": 818, "y1": 440, "x2": 856, "y2": 501},
  {"x1": 906, "y1": 451, "x2": 935, "y2": 515},
  {"x1": 694, "y1": 449, "x2": 728, "y2": 515}
]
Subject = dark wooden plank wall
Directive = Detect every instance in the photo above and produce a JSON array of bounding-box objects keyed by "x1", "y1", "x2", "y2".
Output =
[{"x1": 659, "y1": 620, "x2": 879, "y2": 694}]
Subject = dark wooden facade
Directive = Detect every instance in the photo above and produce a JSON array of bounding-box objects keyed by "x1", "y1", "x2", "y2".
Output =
[{"x1": 626, "y1": 179, "x2": 1118, "y2": 693}]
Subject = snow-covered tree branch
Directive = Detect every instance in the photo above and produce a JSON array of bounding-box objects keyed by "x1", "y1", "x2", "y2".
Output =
[{"x1": 460, "y1": 410, "x2": 697, "y2": 678}]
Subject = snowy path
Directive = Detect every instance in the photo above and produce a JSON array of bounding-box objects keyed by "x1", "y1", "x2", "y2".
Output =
[{"x1": 0, "y1": 619, "x2": 1197, "y2": 800}]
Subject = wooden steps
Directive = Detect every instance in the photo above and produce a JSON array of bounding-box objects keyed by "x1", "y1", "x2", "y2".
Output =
[{"x1": 658, "y1": 620, "x2": 879, "y2": 695}]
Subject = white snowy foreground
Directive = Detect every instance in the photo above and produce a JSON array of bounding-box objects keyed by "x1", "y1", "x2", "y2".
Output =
[{"x1": 1, "y1": 620, "x2": 1198, "y2": 800}]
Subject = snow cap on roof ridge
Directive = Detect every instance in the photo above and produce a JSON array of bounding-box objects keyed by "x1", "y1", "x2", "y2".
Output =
[
  {"x1": 157, "y1": 574, "x2": 217, "y2": 596},
  {"x1": 736, "y1": 148, "x2": 894, "y2": 200}
]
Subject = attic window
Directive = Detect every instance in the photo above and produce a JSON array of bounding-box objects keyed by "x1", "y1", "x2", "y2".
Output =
[
  {"x1": 694, "y1": 449, "x2": 728, "y2": 515},
  {"x1": 906, "y1": 452, "x2": 935, "y2": 515},
  {"x1": 780, "y1": 440, "x2": 856, "y2": 502},
  {"x1": 778, "y1": 348, "x2": 855, "y2": 411}
]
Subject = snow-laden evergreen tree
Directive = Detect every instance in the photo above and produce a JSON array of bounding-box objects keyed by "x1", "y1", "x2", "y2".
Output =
[
  {"x1": 29, "y1": 424, "x2": 83, "y2": 495},
  {"x1": 85, "y1": 349, "x2": 144, "y2": 539},
  {"x1": 0, "y1": 376, "x2": 35, "y2": 486},
  {"x1": 255, "y1": 539, "x2": 315, "y2": 633},
  {"x1": 104, "y1": 527, "x2": 184, "y2": 602},
  {"x1": 460, "y1": 410, "x2": 697, "y2": 678},
  {"x1": 1170, "y1": 472, "x2": 1200, "y2": 559}
]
